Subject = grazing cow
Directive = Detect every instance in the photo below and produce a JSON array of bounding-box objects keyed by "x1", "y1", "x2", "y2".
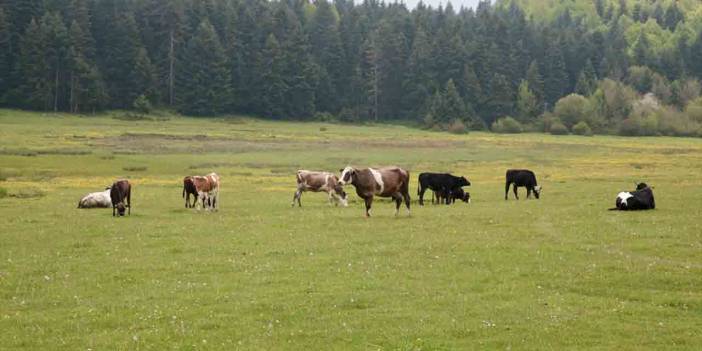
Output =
[
  {"x1": 292, "y1": 170, "x2": 348, "y2": 207},
  {"x1": 505, "y1": 169, "x2": 541, "y2": 200},
  {"x1": 182, "y1": 176, "x2": 198, "y2": 208},
  {"x1": 610, "y1": 183, "x2": 655, "y2": 211},
  {"x1": 110, "y1": 180, "x2": 131, "y2": 216},
  {"x1": 434, "y1": 187, "x2": 471, "y2": 204},
  {"x1": 338, "y1": 166, "x2": 410, "y2": 217},
  {"x1": 418, "y1": 173, "x2": 470, "y2": 205},
  {"x1": 78, "y1": 188, "x2": 111, "y2": 208},
  {"x1": 193, "y1": 173, "x2": 220, "y2": 211}
]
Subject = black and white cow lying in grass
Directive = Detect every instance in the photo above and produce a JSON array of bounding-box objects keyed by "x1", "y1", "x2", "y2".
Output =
[{"x1": 609, "y1": 183, "x2": 656, "y2": 211}]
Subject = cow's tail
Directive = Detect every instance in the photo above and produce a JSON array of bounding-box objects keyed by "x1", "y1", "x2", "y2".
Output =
[
  {"x1": 607, "y1": 207, "x2": 619, "y2": 211},
  {"x1": 295, "y1": 171, "x2": 302, "y2": 184}
]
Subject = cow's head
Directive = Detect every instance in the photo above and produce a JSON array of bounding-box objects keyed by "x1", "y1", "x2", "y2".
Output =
[
  {"x1": 459, "y1": 176, "x2": 470, "y2": 187},
  {"x1": 335, "y1": 186, "x2": 349, "y2": 207},
  {"x1": 636, "y1": 183, "x2": 649, "y2": 190},
  {"x1": 338, "y1": 166, "x2": 355, "y2": 186},
  {"x1": 463, "y1": 192, "x2": 471, "y2": 203},
  {"x1": 116, "y1": 202, "x2": 126, "y2": 216},
  {"x1": 533, "y1": 185, "x2": 542, "y2": 199}
]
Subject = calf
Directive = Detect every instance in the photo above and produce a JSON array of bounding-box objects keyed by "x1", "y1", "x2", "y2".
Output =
[
  {"x1": 505, "y1": 169, "x2": 541, "y2": 200},
  {"x1": 182, "y1": 176, "x2": 198, "y2": 208},
  {"x1": 78, "y1": 188, "x2": 111, "y2": 208},
  {"x1": 338, "y1": 166, "x2": 410, "y2": 217},
  {"x1": 418, "y1": 173, "x2": 470, "y2": 205},
  {"x1": 293, "y1": 170, "x2": 348, "y2": 207},
  {"x1": 110, "y1": 180, "x2": 131, "y2": 216},
  {"x1": 610, "y1": 183, "x2": 655, "y2": 211},
  {"x1": 434, "y1": 187, "x2": 471, "y2": 204}
]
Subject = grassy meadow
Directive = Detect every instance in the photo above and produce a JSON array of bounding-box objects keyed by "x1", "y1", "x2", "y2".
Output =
[{"x1": 1, "y1": 109, "x2": 701, "y2": 350}]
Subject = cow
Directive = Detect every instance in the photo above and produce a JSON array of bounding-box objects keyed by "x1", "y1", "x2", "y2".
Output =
[
  {"x1": 417, "y1": 173, "x2": 470, "y2": 205},
  {"x1": 338, "y1": 166, "x2": 411, "y2": 217},
  {"x1": 434, "y1": 187, "x2": 471, "y2": 204},
  {"x1": 193, "y1": 173, "x2": 220, "y2": 211},
  {"x1": 78, "y1": 188, "x2": 111, "y2": 208},
  {"x1": 110, "y1": 180, "x2": 131, "y2": 216},
  {"x1": 182, "y1": 176, "x2": 198, "y2": 208},
  {"x1": 292, "y1": 170, "x2": 348, "y2": 207},
  {"x1": 505, "y1": 169, "x2": 541, "y2": 200},
  {"x1": 609, "y1": 183, "x2": 655, "y2": 211}
]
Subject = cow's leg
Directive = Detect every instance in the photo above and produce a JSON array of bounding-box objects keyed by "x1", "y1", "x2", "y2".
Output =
[
  {"x1": 127, "y1": 189, "x2": 131, "y2": 215},
  {"x1": 527, "y1": 187, "x2": 532, "y2": 199},
  {"x1": 393, "y1": 194, "x2": 402, "y2": 216},
  {"x1": 403, "y1": 190, "x2": 411, "y2": 216},
  {"x1": 513, "y1": 185, "x2": 519, "y2": 200},
  {"x1": 444, "y1": 187, "x2": 451, "y2": 205},
  {"x1": 292, "y1": 189, "x2": 301, "y2": 207},
  {"x1": 505, "y1": 182, "x2": 510, "y2": 200},
  {"x1": 418, "y1": 186, "x2": 426, "y2": 206},
  {"x1": 112, "y1": 205, "x2": 116, "y2": 217},
  {"x1": 364, "y1": 196, "x2": 373, "y2": 217}
]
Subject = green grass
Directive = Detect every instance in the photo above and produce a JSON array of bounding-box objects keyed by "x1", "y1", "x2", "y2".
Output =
[{"x1": 1, "y1": 109, "x2": 701, "y2": 350}]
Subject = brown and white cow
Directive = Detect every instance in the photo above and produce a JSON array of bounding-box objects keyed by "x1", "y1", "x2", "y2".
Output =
[
  {"x1": 110, "y1": 179, "x2": 131, "y2": 216},
  {"x1": 193, "y1": 173, "x2": 220, "y2": 211},
  {"x1": 293, "y1": 170, "x2": 348, "y2": 207},
  {"x1": 182, "y1": 176, "x2": 198, "y2": 208},
  {"x1": 338, "y1": 166, "x2": 410, "y2": 217}
]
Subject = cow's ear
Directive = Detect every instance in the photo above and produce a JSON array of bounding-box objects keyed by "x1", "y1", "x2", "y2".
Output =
[{"x1": 339, "y1": 168, "x2": 344, "y2": 173}]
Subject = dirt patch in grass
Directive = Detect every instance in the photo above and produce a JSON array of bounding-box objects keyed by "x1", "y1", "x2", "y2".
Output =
[
  {"x1": 8, "y1": 188, "x2": 46, "y2": 199},
  {"x1": 188, "y1": 162, "x2": 236, "y2": 170},
  {"x1": 123, "y1": 166, "x2": 148, "y2": 172},
  {"x1": 0, "y1": 148, "x2": 91, "y2": 157}
]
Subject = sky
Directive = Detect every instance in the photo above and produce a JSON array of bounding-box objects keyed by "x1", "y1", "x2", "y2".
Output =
[{"x1": 400, "y1": 0, "x2": 486, "y2": 10}]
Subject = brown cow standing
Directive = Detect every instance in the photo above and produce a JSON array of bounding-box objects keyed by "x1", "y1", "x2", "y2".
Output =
[
  {"x1": 192, "y1": 173, "x2": 220, "y2": 211},
  {"x1": 338, "y1": 166, "x2": 410, "y2": 217},
  {"x1": 110, "y1": 179, "x2": 131, "y2": 216},
  {"x1": 293, "y1": 170, "x2": 348, "y2": 207},
  {"x1": 182, "y1": 176, "x2": 198, "y2": 208}
]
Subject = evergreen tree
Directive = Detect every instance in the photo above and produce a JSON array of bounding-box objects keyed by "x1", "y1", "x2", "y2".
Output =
[
  {"x1": 543, "y1": 40, "x2": 568, "y2": 108},
  {"x1": 16, "y1": 18, "x2": 50, "y2": 109},
  {"x1": 485, "y1": 73, "x2": 513, "y2": 124},
  {"x1": 308, "y1": 0, "x2": 344, "y2": 113},
  {"x1": 0, "y1": 8, "x2": 11, "y2": 101},
  {"x1": 178, "y1": 19, "x2": 230, "y2": 115},
  {"x1": 526, "y1": 60, "x2": 544, "y2": 111},
  {"x1": 575, "y1": 60, "x2": 597, "y2": 96},
  {"x1": 515, "y1": 80, "x2": 537, "y2": 123},
  {"x1": 260, "y1": 34, "x2": 286, "y2": 118}
]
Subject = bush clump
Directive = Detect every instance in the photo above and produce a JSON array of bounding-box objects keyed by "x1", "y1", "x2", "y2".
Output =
[
  {"x1": 572, "y1": 121, "x2": 593, "y2": 136},
  {"x1": 549, "y1": 120, "x2": 569, "y2": 135},
  {"x1": 0, "y1": 187, "x2": 7, "y2": 199},
  {"x1": 491, "y1": 116, "x2": 523, "y2": 133},
  {"x1": 447, "y1": 119, "x2": 468, "y2": 134},
  {"x1": 133, "y1": 94, "x2": 152, "y2": 115}
]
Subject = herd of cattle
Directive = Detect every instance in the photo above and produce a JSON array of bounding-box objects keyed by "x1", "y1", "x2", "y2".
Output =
[{"x1": 78, "y1": 167, "x2": 656, "y2": 217}]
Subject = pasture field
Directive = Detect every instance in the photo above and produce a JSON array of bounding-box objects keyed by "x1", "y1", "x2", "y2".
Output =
[{"x1": 1, "y1": 109, "x2": 701, "y2": 350}]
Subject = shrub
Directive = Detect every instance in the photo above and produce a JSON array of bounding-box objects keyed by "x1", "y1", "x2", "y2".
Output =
[
  {"x1": 447, "y1": 119, "x2": 468, "y2": 134},
  {"x1": 491, "y1": 116, "x2": 523, "y2": 133},
  {"x1": 337, "y1": 107, "x2": 359, "y2": 123},
  {"x1": 685, "y1": 97, "x2": 702, "y2": 123},
  {"x1": 619, "y1": 117, "x2": 642, "y2": 136},
  {"x1": 554, "y1": 93, "x2": 590, "y2": 129},
  {"x1": 133, "y1": 94, "x2": 152, "y2": 114},
  {"x1": 572, "y1": 121, "x2": 593, "y2": 136},
  {"x1": 0, "y1": 187, "x2": 7, "y2": 199},
  {"x1": 549, "y1": 120, "x2": 569, "y2": 135},
  {"x1": 313, "y1": 111, "x2": 335, "y2": 122},
  {"x1": 657, "y1": 108, "x2": 701, "y2": 137}
]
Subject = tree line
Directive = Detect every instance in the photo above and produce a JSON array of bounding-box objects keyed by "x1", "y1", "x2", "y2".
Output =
[{"x1": 1, "y1": 0, "x2": 701, "y2": 136}]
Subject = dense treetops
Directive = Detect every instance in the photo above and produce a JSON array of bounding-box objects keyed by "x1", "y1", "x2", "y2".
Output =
[{"x1": 0, "y1": 0, "x2": 701, "y2": 136}]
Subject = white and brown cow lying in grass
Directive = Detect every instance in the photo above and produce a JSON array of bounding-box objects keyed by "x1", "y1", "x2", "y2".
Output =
[
  {"x1": 192, "y1": 172, "x2": 220, "y2": 211},
  {"x1": 293, "y1": 170, "x2": 348, "y2": 207},
  {"x1": 338, "y1": 166, "x2": 411, "y2": 217},
  {"x1": 77, "y1": 188, "x2": 111, "y2": 208}
]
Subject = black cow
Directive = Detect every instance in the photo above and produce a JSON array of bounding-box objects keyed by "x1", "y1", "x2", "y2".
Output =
[
  {"x1": 433, "y1": 187, "x2": 471, "y2": 204},
  {"x1": 418, "y1": 173, "x2": 470, "y2": 205},
  {"x1": 110, "y1": 179, "x2": 131, "y2": 216},
  {"x1": 505, "y1": 169, "x2": 541, "y2": 200},
  {"x1": 609, "y1": 183, "x2": 655, "y2": 211}
]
